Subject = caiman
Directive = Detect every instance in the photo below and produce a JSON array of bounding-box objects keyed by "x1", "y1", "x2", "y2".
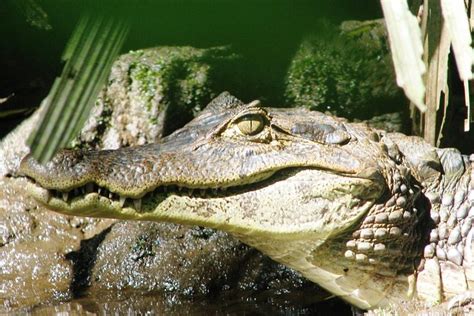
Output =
[{"x1": 18, "y1": 92, "x2": 474, "y2": 310}]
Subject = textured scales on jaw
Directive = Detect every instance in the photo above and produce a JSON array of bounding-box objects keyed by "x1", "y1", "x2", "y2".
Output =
[
  {"x1": 411, "y1": 151, "x2": 474, "y2": 303},
  {"x1": 342, "y1": 168, "x2": 424, "y2": 277},
  {"x1": 310, "y1": 134, "x2": 428, "y2": 276}
]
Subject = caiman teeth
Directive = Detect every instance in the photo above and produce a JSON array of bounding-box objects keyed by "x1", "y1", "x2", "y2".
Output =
[
  {"x1": 133, "y1": 199, "x2": 142, "y2": 211},
  {"x1": 119, "y1": 196, "x2": 126, "y2": 207},
  {"x1": 49, "y1": 183, "x2": 245, "y2": 208},
  {"x1": 44, "y1": 176, "x2": 265, "y2": 212}
]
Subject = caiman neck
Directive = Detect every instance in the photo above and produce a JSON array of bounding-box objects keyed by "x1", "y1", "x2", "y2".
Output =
[
  {"x1": 416, "y1": 152, "x2": 474, "y2": 304},
  {"x1": 240, "y1": 153, "x2": 474, "y2": 309},
  {"x1": 234, "y1": 155, "x2": 426, "y2": 309}
]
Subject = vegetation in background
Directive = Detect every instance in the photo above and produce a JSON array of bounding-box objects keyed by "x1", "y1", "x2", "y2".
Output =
[
  {"x1": 72, "y1": 46, "x2": 242, "y2": 150},
  {"x1": 381, "y1": 0, "x2": 474, "y2": 146},
  {"x1": 26, "y1": 12, "x2": 130, "y2": 164},
  {"x1": 4, "y1": 0, "x2": 474, "y2": 160},
  {"x1": 285, "y1": 20, "x2": 402, "y2": 119}
]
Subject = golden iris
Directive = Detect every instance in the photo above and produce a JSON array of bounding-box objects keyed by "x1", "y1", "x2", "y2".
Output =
[{"x1": 236, "y1": 114, "x2": 265, "y2": 136}]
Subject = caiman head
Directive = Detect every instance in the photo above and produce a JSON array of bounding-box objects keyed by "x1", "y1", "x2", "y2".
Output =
[{"x1": 19, "y1": 93, "x2": 427, "y2": 309}]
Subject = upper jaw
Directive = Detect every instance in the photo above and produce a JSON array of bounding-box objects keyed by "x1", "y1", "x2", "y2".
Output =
[
  {"x1": 21, "y1": 162, "x2": 384, "y2": 226},
  {"x1": 18, "y1": 137, "x2": 377, "y2": 198},
  {"x1": 17, "y1": 105, "x2": 384, "y2": 203}
]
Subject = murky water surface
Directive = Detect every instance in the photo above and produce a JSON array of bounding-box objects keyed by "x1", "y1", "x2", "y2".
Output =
[{"x1": 4, "y1": 292, "x2": 349, "y2": 315}]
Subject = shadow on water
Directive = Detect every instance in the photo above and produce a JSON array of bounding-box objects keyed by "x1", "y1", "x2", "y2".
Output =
[
  {"x1": 65, "y1": 226, "x2": 113, "y2": 297},
  {"x1": 25, "y1": 290, "x2": 353, "y2": 316}
]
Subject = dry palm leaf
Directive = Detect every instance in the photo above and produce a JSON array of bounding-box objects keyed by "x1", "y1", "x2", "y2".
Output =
[{"x1": 382, "y1": 0, "x2": 474, "y2": 143}]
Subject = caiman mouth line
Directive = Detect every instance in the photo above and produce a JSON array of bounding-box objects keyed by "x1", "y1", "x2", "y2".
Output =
[
  {"x1": 26, "y1": 176, "x2": 246, "y2": 211},
  {"x1": 25, "y1": 167, "x2": 369, "y2": 212},
  {"x1": 44, "y1": 180, "x2": 237, "y2": 211}
]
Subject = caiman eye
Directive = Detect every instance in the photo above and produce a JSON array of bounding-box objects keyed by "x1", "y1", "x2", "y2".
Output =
[{"x1": 235, "y1": 114, "x2": 265, "y2": 136}]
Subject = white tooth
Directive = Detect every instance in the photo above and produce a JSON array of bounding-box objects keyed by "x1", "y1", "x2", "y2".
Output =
[
  {"x1": 188, "y1": 189, "x2": 194, "y2": 196},
  {"x1": 178, "y1": 186, "x2": 183, "y2": 192},
  {"x1": 62, "y1": 192, "x2": 69, "y2": 202},
  {"x1": 119, "y1": 196, "x2": 126, "y2": 207},
  {"x1": 46, "y1": 191, "x2": 51, "y2": 202},
  {"x1": 86, "y1": 183, "x2": 94, "y2": 193},
  {"x1": 133, "y1": 199, "x2": 142, "y2": 211},
  {"x1": 109, "y1": 192, "x2": 114, "y2": 199},
  {"x1": 200, "y1": 189, "x2": 206, "y2": 196},
  {"x1": 43, "y1": 189, "x2": 51, "y2": 202},
  {"x1": 98, "y1": 187, "x2": 102, "y2": 195}
]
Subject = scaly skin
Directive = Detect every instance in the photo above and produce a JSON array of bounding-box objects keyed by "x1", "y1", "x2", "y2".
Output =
[{"x1": 18, "y1": 93, "x2": 474, "y2": 309}]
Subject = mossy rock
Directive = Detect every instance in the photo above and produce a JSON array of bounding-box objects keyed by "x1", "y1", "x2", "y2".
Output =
[
  {"x1": 77, "y1": 46, "x2": 241, "y2": 149},
  {"x1": 285, "y1": 20, "x2": 404, "y2": 119}
]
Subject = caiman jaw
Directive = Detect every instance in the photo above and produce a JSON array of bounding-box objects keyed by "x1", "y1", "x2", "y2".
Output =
[
  {"x1": 23, "y1": 165, "x2": 379, "y2": 217},
  {"x1": 18, "y1": 100, "x2": 380, "y2": 199},
  {"x1": 23, "y1": 169, "x2": 278, "y2": 213},
  {"x1": 23, "y1": 165, "x2": 382, "y2": 242},
  {"x1": 19, "y1": 99, "x2": 387, "y2": 234}
]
